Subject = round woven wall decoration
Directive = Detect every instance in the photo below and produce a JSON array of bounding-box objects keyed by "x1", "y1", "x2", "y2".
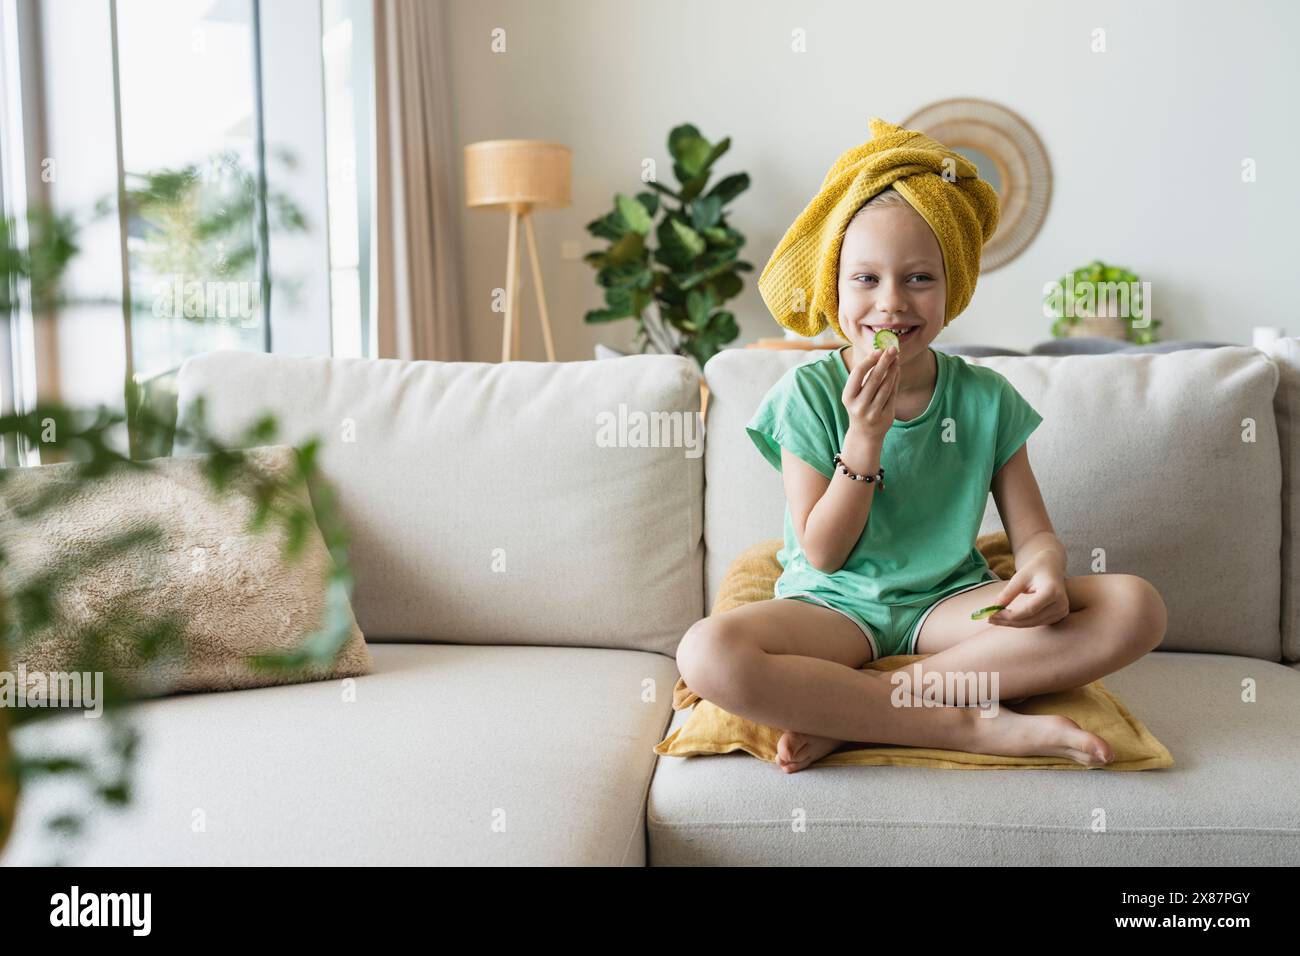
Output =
[{"x1": 901, "y1": 98, "x2": 1051, "y2": 272}]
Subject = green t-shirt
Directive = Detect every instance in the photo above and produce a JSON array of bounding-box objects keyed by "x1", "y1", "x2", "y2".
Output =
[{"x1": 745, "y1": 345, "x2": 1043, "y2": 609}]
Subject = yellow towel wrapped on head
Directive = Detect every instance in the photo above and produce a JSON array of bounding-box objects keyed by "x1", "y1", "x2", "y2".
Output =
[{"x1": 758, "y1": 116, "x2": 1001, "y2": 339}]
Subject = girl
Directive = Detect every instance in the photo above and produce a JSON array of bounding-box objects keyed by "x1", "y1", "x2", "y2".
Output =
[{"x1": 675, "y1": 121, "x2": 1168, "y2": 773}]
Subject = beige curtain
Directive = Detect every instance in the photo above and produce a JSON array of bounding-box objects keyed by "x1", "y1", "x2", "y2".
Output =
[{"x1": 373, "y1": 0, "x2": 465, "y2": 361}]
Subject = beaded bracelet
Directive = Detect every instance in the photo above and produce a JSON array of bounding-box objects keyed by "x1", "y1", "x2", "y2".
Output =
[{"x1": 832, "y1": 453, "x2": 885, "y2": 489}]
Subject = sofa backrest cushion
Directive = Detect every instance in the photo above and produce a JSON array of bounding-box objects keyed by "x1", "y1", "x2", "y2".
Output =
[
  {"x1": 176, "y1": 351, "x2": 704, "y2": 656},
  {"x1": 1268, "y1": 337, "x2": 1299, "y2": 660},
  {"x1": 703, "y1": 346, "x2": 1281, "y2": 659}
]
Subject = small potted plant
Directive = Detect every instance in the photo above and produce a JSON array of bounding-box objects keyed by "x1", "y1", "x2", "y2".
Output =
[
  {"x1": 1046, "y1": 259, "x2": 1161, "y2": 345},
  {"x1": 584, "y1": 123, "x2": 752, "y2": 370}
]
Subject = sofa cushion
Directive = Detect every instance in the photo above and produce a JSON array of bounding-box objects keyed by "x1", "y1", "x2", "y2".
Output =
[
  {"x1": 703, "y1": 346, "x2": 1281, "y2": 658},
  {"x1": 1268, "y1": 337, "x2": 1299, "y2": 661},
  {"x1": 2, "y1": 643, "x2": 679, "y2": 866},
  {"x1": 647, "y1": 652, "x2": 1300, "y2": 865},
  {"x1": 0, "y1": 445, "x2": 371, "y2": 696},
  {"x1": 175, "y1": 351, "x2": 703, "y2": 656}
]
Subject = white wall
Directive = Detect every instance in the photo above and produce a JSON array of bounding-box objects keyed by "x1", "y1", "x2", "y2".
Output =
[{"x1": 442, "y1": 0, "x2": 1300, "y2": 360}]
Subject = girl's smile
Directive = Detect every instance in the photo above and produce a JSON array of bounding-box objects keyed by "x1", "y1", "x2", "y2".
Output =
[{"x1": 860, "y1": 321, "x2": 923, "y2": 345}]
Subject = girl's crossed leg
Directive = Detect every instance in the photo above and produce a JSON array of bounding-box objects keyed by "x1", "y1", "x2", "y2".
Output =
[
  {"x1": 906, "y1": 572, "x2": 1167, "y2": 705},
  {"x1": 674, "y1": 596, "x2": 1114, "y2": 774}
]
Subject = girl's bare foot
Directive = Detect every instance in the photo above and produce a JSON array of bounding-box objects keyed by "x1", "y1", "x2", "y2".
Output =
[
  {"x1": 977, "y1": 707, "x2": 1114, "y2": 767},
  {"x1": 776, "y1": 706, "x2": 1113, "y2": 773},
  {"x1": 775, "y1": 730, "x2": 843, "y2": 773}
]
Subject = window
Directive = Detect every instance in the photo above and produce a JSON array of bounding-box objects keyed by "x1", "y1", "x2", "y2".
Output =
[
  {"x1": 1, "y1": 0, "x2": 376, "y2": 460},
  {"x1": 0, "y1": 0, "x2": 40, "y2": 467},
  {"x1": 116, "y1": 0, "x2": 266, "y2": 382},
  {"x1": 322, "y1": 0, "x2": 374, "y2": 359}
]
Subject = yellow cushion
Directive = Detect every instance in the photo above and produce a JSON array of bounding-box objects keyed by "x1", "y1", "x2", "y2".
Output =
[{"x1": 657, "y1": 538, "x2": 1173, "y2": 771}]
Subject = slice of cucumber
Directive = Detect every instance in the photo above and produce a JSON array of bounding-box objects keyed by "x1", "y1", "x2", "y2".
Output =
[
  {"x1": 872, "y1": 328, "x2": 900, "y2": 352},
  {"x1": 970, "y1": 604, "x2": 1006, "y2": 621}
]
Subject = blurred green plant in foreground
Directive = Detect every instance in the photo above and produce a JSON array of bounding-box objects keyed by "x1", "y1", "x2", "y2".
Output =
[{"x1": 0, "y1": 183, "x2": 350, "y2": 864}]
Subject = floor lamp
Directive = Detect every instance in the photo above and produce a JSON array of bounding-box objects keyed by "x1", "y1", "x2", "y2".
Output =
[{"x1": 464, "y1": 140, "x2": 572, "y2": 362}]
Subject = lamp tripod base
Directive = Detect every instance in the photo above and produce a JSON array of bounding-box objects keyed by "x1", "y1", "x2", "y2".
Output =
[{"x1": 501, "y1": 203, "x2": 558, "y2": 362}]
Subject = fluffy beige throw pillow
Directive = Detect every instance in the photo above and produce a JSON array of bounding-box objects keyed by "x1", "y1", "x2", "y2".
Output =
[{"x1": 0, "y1": 445, "x2": 371, "y2": 696}]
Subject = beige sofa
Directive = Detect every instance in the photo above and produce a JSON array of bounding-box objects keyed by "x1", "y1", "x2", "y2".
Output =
[{"x1": 5, "y1": 338, "x2": 1299, "y2": 865}]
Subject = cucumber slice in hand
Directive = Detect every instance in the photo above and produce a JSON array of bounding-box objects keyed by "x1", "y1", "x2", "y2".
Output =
[
  {"x1": 970, "y1": 604, "x2": 1006, "y2": 621},
  {"x1": 872, "y1": 328, "x2": 900, "y2": 352}
]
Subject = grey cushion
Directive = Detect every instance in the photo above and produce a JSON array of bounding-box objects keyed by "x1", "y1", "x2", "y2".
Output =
[
  {"x1": 1030, "y1": 338, "x2": 1236, "y2": 356},
  {"x1": 933, "y1": 344, "x2": 1027, "y2": 358},
  {"x1": 1118, "y1": 340, "x2": 1236, "y2": 353},
  {"x1": 647, "y1": 652, "x2": 1300, "y2": 865},
  {"x1": 176, "y1": 350, "x2": 704, "y2": 656},
  {"x1": 4, "y1": 643, "x2": 679, "y2": 865},
  {"x1": 1030, "y1": 337, "x2": 1128, "y2": 355},
  {"x1": 702, "y1": 346, "x2": 1282, "y2": 658}
]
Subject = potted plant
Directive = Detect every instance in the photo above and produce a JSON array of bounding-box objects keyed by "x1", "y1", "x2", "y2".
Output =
[
  {"x1": 583, "y1": 124, "x2": 752, "y2": 370},
  {"x1": 1046, "y1": 259, "x2": 1161, "y2": 345}
]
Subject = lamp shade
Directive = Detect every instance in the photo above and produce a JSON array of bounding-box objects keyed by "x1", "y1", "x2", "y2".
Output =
[{"x1": 464, "y1": 140, "x2": 572, "y2": 210}]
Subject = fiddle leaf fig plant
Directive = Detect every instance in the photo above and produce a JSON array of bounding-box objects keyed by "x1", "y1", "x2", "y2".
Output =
[{"x1": 583, "y1": 123, "x2": 752, "y2": 369}]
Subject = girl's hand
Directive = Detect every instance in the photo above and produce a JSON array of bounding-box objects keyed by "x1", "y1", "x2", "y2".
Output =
[
  {"x1": 987, "y1": 552, "x2": 1070, "y2": 628},
  {"x1": 842, "y1": 344, "x2": 899, "y2": 442}
]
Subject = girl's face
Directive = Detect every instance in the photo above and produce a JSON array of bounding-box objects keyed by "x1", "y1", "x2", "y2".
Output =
[{"x1": 836, "y1": 203, "x2": 947, "y2": 364}]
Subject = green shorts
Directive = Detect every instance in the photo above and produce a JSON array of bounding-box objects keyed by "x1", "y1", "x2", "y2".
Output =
[{"x1": 775, "y1": 570, "x2": 1002, "y2": 660}]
